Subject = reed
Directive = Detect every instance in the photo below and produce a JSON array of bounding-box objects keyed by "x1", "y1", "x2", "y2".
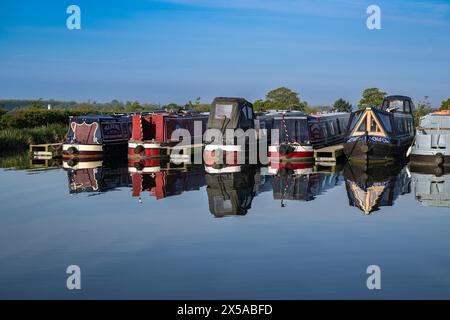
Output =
[{"x1": 0, "y1": 124, "x2": 67, "y2": 153}]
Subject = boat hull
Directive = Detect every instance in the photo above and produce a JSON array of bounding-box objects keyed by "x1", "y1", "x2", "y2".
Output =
[
  {"x1": 410, "y1": 153, "x2": 450, "y2": 166},
  {"x1": 268, "y1": 145, "x2": 314, "y2": 163},
  {"x1": 343, "y1": 136, "x2": 411, "y2": 163}
]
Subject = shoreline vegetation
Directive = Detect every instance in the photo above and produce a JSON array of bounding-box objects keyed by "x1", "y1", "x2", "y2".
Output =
[{"x1": 0, "y1": 88, "x2": 447, "y2": 154}]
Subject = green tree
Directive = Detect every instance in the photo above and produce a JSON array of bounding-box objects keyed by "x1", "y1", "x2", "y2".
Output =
[
  {"x1": 265, "y1": 87, "x2": 304, "y2": 111},
  {"x1": 415, "y1": 96, "x2": 433, "y2": 124},
  {"x1": 253, "y1": 99, "x2": 267, "y2": 112},
  {"x1": 333, "y1": 98, "x2": 352, "y2": 113},
  {"x1": 440, "y1": 98, "x2": 450, "y2": 111},
  {"x1": 165, "y1": 103, "x2": 179, "y2": 109},
  {"x1": 125, "y1": 101, "x2": 143, "y2": 111},
  {"x1": 29, "y1": 99, "x2": 44, "y2": 110},
  {"x1": 357, "y1": 88, "x2": 387, "y2": 109}
]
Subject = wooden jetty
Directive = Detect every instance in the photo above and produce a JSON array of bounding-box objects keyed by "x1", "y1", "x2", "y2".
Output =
[
  {"x1": 29, "y1": 143, "x2": 63, "y2": 158},
  {"x1": 314, "y1": 144, "x2": 344, "y2": 162}
]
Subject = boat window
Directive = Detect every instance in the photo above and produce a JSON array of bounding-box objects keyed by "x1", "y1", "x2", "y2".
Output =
[
  {"x1": 357, "y1": 119, "x2": 366, "y2": 132},
  {"x1": 336, "y1": 119, "x2": 341, "y2": 134},
  {"x1": 297, "y1": 120, "x2": 309, "y2": 143},
  {"x1": 245, "y1": 105, "x2": 253, "y2": 120},
  {"x1": 404, "y1": 101, "x2": 411, "y2": 113},
  {"x1": 407, "y1": 119, "x2": 413, "y2": 133},
  {"x1": 215, "y1": 104, "x2": 233, "y2": 119},
  {"x1": 395, "y1": 117, "x2": 407, "y2": 134},
  {"x1": 329, "y1": 121, "x2": 336, "y2": 135},
  {"x1": 377, "y1": 113, "x2": 392, "y2": 133},
  {"x1": 389, "y1": 99, "x2": 404, "y2": 111},
  {"x1": 321, "y1": 123, "x2": 328, "y2": 137},
  {"x1": 340, "y1": 117, "x2": 348, "y2": 133},
  {"x1": 350, "y1": 112, "x2": 363, "y2": 129},
  {"x1": 370, "y1": 118, "x2": 380, "y2": 132},
  {"x1": 241, "y1": 108, "x2": 248, "y2": 120}
]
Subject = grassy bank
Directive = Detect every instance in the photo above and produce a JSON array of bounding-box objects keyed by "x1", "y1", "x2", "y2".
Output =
[{"x1": 0, "y1": 124, "x2": 67, "y2": 153}]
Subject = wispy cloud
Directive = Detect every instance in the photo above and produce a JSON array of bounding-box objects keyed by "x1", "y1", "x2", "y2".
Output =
[
  {"x1": 155, "y1": 0, "x2": 362, "y2": 17},
  {"x1": 155, "y1": 0, "x2": 450, "y2": 26}
]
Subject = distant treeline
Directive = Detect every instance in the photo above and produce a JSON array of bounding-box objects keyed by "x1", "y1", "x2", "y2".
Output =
[{"x1": 0, "y1": 99, "x2": 161, "y2": 112}]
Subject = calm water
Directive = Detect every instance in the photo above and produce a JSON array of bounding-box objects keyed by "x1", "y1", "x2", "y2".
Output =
[{"x1": 0, "y1": 154, "x2": 450, "y2": 299}]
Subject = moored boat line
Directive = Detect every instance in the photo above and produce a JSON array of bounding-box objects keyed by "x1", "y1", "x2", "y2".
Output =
[{"x1": 57, "y1": 95, "x2": 445, "y2": 170}]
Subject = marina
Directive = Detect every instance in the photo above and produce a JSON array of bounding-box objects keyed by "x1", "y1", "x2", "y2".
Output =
[{"x1": 1, "y1": 151, "x2": 450, "y2": 299}]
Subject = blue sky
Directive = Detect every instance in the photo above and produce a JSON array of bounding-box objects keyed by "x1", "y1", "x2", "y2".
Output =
[{"x1": 0, "y1": 0, "x2": 449, "y2": 106}]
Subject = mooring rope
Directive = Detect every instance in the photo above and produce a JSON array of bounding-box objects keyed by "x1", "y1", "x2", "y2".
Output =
[{"x1": 281, "y1": 113, "x2": 290, "y2": 143}]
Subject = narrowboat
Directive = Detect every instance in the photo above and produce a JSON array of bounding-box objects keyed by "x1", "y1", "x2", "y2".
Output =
[
  {"x1": 343, "y1": 95, "x2": 415, "y2": 163},
  {"x1": 128, "y1": 109, "x2": 208, "y2": 160},
  {"x1": 343, "y1": 162, "x2": 411, "y2": 215},
  {"x1": 268, "y1": 111, "x2": 350, "y2": 162},
  {"x1": 412, "y1": 171, "x2": 450, "y2": 208},
  {"x1": 63, "y1": 114, "x2": 132, "y2": 160},
  {"x1": 131, "y1": 164, "x2": 205, "y2": 201},
  {"x1": 410, "y1": 110, "x2": 450, "y2": 168},
  {"x1": 204, "y1": 97, "x2": 276, "y2": 167}
]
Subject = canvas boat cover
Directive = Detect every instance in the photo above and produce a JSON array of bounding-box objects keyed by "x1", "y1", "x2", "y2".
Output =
[{"x1": 208, "y1": 97, "x2": 254, "y2": 130}]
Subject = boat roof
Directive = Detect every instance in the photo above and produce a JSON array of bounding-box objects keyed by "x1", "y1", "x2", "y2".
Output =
[
  {"x1": 310, "y1": 112, "x2": 349, "y2": 117},
  {"x1": 384, "y1": 95, "x2": 412, "y2": 101},
  {"x1": 69, "y1": 114, "x2": 132, "y2": 121},
  {"x1": 212, "y1": 97, "x2": 250, "y2": 105}
]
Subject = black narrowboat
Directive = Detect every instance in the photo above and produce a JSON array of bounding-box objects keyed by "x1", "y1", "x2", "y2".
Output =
[
  {"x1": 343, "y1": 95, "x2": 415, "y2": 163},
  {"x1": 204, "y1": 97, "x2": 276, "y2": 167}
]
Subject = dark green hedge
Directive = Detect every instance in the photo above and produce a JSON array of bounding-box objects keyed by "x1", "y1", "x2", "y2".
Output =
[{"x1": 0, "y1": 109, "x2": 107, "y2": 129}]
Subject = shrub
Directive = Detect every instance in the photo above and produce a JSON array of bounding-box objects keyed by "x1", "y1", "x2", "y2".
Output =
[{"x1": 0, "y1": 124, "x2": 67, "y2": 153}]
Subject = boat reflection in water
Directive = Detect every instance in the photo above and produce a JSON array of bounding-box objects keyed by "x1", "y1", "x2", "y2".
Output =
[
  {"x1": 344, "y1": 162, "x2": 411, "y2": 215},
  {"x1": 63, "y1": 158, "x2": 130, "y2": 194},
  {"x1": 411, "y1": 166, "x2": 450, "y2": 208},
  {"x1": 205, "y1": 165, "x2": 271, "y2": 217},
  {"x1": 268, "y1": 162, "x2": 342, "y2": 204},
  {"x1": 129, "y1": 158, "x2": 206, "y2": 201}
]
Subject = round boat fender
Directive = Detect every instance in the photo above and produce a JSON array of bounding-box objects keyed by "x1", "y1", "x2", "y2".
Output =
[
  {"x1": 434, "y1": 166, "x2": 444, "y2": 177},
  {"x1": 435, "y1": 153, "x2": 444, "y2": 166},
  {"x1": 67, "y1": 158, "x2": 79, "y2": 167},
  {"x1": 134, "y1": 161, "x2": 145, "y2": 171},
  {"x1": 360, "y1": 144, "x2": 369, "y2": 153},
  {"x1": 67, "y1": 146, "x2": 79, "y2": 155},
  {"x1": 134, "y1": 145, "x2": 145, "y2": 154}
]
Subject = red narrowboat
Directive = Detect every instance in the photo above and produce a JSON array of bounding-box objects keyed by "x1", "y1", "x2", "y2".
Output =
[{"x1": 128, "y1": 109, "x2": 208, "y2": 160}]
